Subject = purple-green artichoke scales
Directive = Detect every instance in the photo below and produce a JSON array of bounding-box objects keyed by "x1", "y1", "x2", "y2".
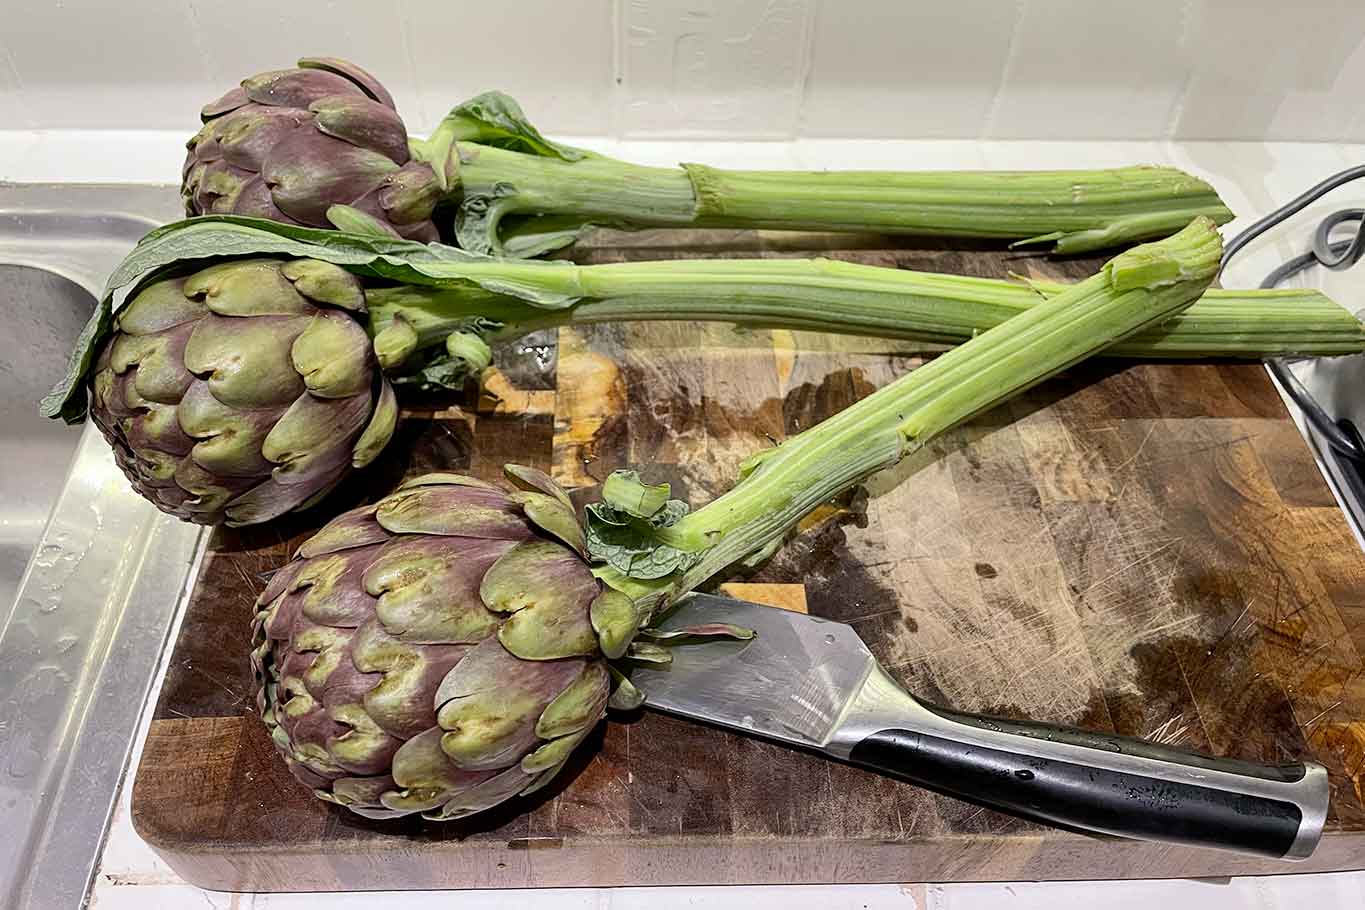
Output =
[
  {"x1": 184, "y1": 57, "x2": 442, "y2": 242},
  {"x1": 89, "y1": 258, "x2": 397, "y2": 525},
  {"x1": 251, "y1": 468, "x2": 632, "y2": 819}
]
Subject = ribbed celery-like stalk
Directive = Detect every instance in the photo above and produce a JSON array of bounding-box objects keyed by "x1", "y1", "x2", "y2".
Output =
[
  {"x1": 591, "y1": 218, "x2": 1224, "y2": 608},
  {"x1": 365, "y1": 251, "x2": 1361, "y2": 363},
  {"x1": 441, "y1": 139, "x2": 1232, "y2": 256}
]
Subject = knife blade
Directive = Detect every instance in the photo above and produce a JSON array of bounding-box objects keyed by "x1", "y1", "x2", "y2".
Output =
[{"x1": 631, "y1": 592, "x2": 1329, "y2": 861}]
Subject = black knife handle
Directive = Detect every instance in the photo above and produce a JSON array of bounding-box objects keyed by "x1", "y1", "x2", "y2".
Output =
[
  {"x1": 847, "y1": 708, "x2": 1327, "y2": 859},
  {"x1": 833, "y1": 666, "x2": 1330, "y2": 858}
]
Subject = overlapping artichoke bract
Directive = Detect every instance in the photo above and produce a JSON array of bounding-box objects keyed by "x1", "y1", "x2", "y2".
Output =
[
  {"x1": 89, "y1": 258, "x2": 397, "y2": 526},
  {"x1": 184, "y1": 57, "x2": 442, "y2": 242},
  {"x1": 250, "y1": 468, "x2": 625, "y2": 820}
]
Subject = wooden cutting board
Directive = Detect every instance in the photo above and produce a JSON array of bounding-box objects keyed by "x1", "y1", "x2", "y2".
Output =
[{"x1": 130, "y1": 230, "x2": 1365, "y2": 891}]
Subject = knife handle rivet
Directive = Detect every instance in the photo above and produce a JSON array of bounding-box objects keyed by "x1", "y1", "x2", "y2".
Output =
[{"x1": 824, "y1": 634, "x2": 836, "y2": 644}]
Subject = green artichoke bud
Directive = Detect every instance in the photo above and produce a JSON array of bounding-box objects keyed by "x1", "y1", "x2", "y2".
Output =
[
  {"x1": 184, "y1": 57, "x2": 441, "y2": 242},
  {"x1": 444, "y1": 331, "x2": 493, "y2": 374},
  {"x1": 250, "y1": 468, "x2": 614, "y2": 820},
  {"x1": 89, "y1": 258, "x2": 397, "y2": 526},
  {"x1": 372, "y1": 314, "x2": 419, "y2": 370}
]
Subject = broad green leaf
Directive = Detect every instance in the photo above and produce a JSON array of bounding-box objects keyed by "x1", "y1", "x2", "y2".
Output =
[{"x1": 41, "y1": 215, "x2": 588, "y2": 421}]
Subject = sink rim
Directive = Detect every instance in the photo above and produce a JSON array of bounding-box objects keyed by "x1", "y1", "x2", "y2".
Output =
[{"x1": 0, "y1": 182, "x2": 206, "y2": 910}]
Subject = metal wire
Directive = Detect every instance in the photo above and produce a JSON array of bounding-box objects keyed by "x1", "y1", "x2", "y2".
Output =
[{"x1": 1217, "y1": 164, "x2": 1365, "y2": 463}]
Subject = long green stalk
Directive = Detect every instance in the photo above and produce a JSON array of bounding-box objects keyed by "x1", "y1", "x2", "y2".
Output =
[
  {"x1": 587, "y1": 218, "x2": 1224, "y2": 610},
  {"x1": 427, "y1": 134, "x2": 1232, "y2": 257},
  {"x1": 364, "y1": 253, "x2": 1362, "y2": 372}
]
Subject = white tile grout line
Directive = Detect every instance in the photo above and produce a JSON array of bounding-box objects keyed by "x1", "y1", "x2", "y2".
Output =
[
  {"x1": 1160, "y1": 0, "x2": 1202, "y2": 140},
  {"x1": 978, "y1": 0, "x2": 1028, "y2": 141},
  {"x1": 790, "y1": 0, "x2": 822, "y2": 140}
]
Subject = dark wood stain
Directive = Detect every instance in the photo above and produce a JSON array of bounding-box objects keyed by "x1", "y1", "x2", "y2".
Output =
[{"x1": 132, "y1": 229, "x2": 1365, "y2": 890}]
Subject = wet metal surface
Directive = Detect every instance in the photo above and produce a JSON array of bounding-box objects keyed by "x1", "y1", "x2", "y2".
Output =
[
  {"x1": 0, "y1": 184, "x2": 205, "y2": 910},
  {"x1": 0, "y1": 266, "x2": 94, "y2": 608}
]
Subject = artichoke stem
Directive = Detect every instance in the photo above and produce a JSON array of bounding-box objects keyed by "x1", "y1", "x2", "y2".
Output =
[
  {"x1": 442, "y1": 141, "x2": 1233, "y2": 256},
  {"x1": 621, "y1": 219, "x2": 1225, "y2": 608},
  {"x1": 361, "y1": 255, "x2": 1363, "y2": 368}
]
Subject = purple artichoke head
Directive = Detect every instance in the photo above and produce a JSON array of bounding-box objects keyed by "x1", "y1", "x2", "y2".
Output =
[
  {"x1": 184, "y1": 57, "x2": 441, "y2": 242},
  {"x1": 89, "y1": 257, "x2": 399, "y2": 526},
  {"x1": 251, "y1": 468, "x2": 626, "y2": 820}
]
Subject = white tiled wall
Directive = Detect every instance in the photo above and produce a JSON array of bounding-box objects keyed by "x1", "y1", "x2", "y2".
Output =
[{"x1": 2, "y1": 1, "x2": 1363, "y2": 139}]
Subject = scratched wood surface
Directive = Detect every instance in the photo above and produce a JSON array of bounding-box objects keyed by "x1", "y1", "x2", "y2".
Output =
[{"x1": 131, "y1": 229, "x2": 1365, "y2": 891}]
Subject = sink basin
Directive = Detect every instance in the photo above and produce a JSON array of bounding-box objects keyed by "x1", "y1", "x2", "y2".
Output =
[
  {"x1": 0, "y1": 185, "x2": 204, "y2": 910},
  {"x1": 0, "y1": 266, "x2": 97, "y2": 608}
]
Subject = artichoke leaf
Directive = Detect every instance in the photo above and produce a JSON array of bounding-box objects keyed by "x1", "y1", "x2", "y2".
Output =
[{"x1": 438, "y1": 91, "x2": 589, "y2": 162}]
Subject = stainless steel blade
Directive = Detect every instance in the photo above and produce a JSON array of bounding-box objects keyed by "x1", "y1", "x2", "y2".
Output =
[{"x1": 630, "y1": 592, "x2": 876, "y2": 747}]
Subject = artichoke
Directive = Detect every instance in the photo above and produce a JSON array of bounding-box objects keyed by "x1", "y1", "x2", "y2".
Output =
[
  {"x1": 184, "y1": 57, "x2": 441, "y2": 242},
  {"x1": 183, "y1": 58, "x2": 1233, "y2": 256},
  {"x1": 89, "y1": 258, "x2": 397, "y2": 525},
  {"x1": 250, "y1": 468, "x2": 625, "y2": 820}
]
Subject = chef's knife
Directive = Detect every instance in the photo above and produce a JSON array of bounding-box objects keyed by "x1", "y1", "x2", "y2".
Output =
[{"x1": 630, "y1": 593, "x2": 1328, "y2": 860}]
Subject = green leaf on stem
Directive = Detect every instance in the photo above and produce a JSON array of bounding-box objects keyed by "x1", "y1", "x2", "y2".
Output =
[
  {"x1": 584, "y1": 491, "x2": 700, "y2": 581},
  {"x1": 440, "y1": 91, "x2": 589, "y2": 162}
]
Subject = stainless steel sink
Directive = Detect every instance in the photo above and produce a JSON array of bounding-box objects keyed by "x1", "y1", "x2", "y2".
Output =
[
  {"x1": 1285, "y1": 354, "x2": 1365, "y2": 550},
  {"x1": 0, "y1": 266, "x2": 98, "y2": 608},
  {"x1": 0, "y1": 185, "x2": 204, "y2": 910}
]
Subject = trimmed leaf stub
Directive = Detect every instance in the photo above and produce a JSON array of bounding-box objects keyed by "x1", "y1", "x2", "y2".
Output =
[
  {"x1": 454, "y1": 182, "x2": 517, "y2": 256},
  {"x1": 601, "y1": 470, "x2": 671, "y2": 519},
  {"x1": 445, "y1": 331, "x2": 493, "y2": 372},
  {"x1": 372, "y1": 313, "x2": 419, "y2": 369}
]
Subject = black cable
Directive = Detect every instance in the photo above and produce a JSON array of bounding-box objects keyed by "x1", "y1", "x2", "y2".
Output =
[
  {"x1": 1219, "y1": 164, "x2": 1365, "y2": 271},
  {"x1": 1217, "y1": 163, "x2": 1365, "y2": 465}
]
